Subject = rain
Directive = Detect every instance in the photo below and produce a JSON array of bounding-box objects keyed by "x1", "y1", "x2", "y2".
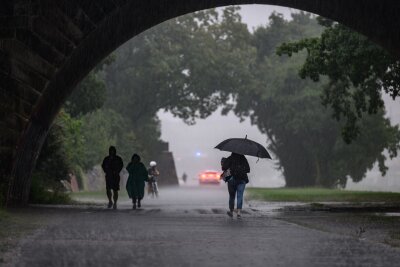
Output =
[{"x1": 1, "y1": 2, "x2": 400, "y2": 266}]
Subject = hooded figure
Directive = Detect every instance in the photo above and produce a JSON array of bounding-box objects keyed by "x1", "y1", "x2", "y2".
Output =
[
  {"x1": 126, "y1": 154, "x2": 148, "y2": 209},
  {"x1": 101, "y1": 146, "x2": 123, "y2": 209}
]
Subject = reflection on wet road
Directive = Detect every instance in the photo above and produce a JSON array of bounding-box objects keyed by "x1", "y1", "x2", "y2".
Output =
[{"x1": 11, "y1": 186, "x2": 400, "y2": 267}]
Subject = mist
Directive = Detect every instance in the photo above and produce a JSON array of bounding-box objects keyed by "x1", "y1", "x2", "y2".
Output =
[
  {"x1": 158, "y1": 109, "x2": 284, "y2": 187},
  {"x1": 157, "y1": 5, "x2": 400, "y2": 191},
  {"x1": 159, "y1": 96, "x2": 400, "y2": 191}
]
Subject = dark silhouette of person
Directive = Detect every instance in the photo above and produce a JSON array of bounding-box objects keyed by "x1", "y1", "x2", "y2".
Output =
[
  {"x1": 222, "y1": 152, "x2": 250, "y2": 218},
  {"x1": 126, "y1": 154, "x2": 148, "y2": 209},
  {"x1": 101, "y1": 146, "x2": 123, "y2": 209},
  {"x1": 182, "y1": 172, "x2": 188, "y2": 183}
]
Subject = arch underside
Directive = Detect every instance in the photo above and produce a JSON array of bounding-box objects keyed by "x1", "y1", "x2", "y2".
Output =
[{"x1": 1, "y1": 0, "x2": 399, "y2": 204}]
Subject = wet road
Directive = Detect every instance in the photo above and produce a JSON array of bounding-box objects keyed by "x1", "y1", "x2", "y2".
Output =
[{"x1": 12, "y1": 186, "x2": 400, "y2": 266}]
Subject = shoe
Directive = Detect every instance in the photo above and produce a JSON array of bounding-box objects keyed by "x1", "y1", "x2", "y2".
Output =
[
  {"x1": 138, "y1": 200, "x2": 141, "y2": 208},
  {"x1": 227, "y1": 211, "x2": 233, "y2": 217},
  {"x1": 132, "y1": 203, "x2": 136, "y2": 210},
  {"x1": 113, "y1": 203, "x2": 117, "y2": 210},
  {"x1": 107, "y1": 202, "x2": 113, "y2": 209},
  {"x1": 237, "y1": 209, "x2": 242, "y2": 219}
]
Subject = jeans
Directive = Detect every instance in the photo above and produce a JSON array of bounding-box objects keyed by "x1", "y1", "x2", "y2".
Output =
[{"x1": 228, "y1": 178, "x2": 246, "y2": 210}]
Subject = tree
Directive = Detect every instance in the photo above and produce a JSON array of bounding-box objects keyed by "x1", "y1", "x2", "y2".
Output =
[
  {"x1": 32, "y1": 55, "x2": 113, "y2": 196},
  {"x1": 102, "y1": 6, "x2": 255, "y2": 167},
  {"x1": 64, "y1": 72, "x2": 106, "y2": 118},
  {"x1": 276, "y1": 17, "x2": 400, "y2": 142},
  {"x1": 64, "y1": 56, "x2": 114, "y2": 118},
  {"x1": 103, "y1": 10, "x2": 400, "y2": 188},
  {"x1": 227, "y1": 13, "x2": 400, "y2": 187},
  {"x1": 79, "y1": 108, "x2": 162, "y2": 169},
  {"x1": 34, "y1": 8, "x2": 400, "y2": 192},
  {"x1": 31, "y1": 111, "x2": 82, "y2": 201},
  {"x1": 104, "y1": 6, "x2": 255, "y2": 124}
]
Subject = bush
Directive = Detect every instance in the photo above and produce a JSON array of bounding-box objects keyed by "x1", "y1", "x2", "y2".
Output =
[{"x1": 29, "y1": 174, "x2": 71, "y2": 204}]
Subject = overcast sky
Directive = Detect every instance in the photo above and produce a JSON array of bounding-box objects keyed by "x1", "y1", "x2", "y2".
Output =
[
  {"x1": 239, "y1": 4, "x2": 294, "y2": 29},
  {"x1": 158, "y1": 4, "x2": 400, "y2": 190}
]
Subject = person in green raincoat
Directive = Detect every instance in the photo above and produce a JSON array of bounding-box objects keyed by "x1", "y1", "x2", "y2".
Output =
[{"x1": 126, "y1": 154, "x2": 148, "y2": 209}]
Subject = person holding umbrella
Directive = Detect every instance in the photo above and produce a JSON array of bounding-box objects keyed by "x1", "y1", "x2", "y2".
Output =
[
  {"x1": 222, "y1": 153, "x2": 250, "y2": 218},
  {"x1": 216, "y1": 136, "x2": 271, "y2": 218}
]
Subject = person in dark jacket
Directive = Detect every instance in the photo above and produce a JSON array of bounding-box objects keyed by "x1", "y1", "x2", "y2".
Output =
[
  {"x1": 222, "y1": 152, "x2": 250, "y2": 218},
  {"x1": 126, "y1": 154, "x2": 148, "y2": 209},
  {"x1": 101, "y1": 146, "x2": 124, "y2": 209}
]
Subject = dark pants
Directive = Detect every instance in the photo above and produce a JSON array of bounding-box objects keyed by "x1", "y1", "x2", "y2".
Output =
[{"x1": 228, "y1": 178, "x2": 246, "y2": 210}]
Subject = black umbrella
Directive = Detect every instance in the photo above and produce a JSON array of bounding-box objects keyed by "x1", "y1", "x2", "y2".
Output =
[{"x1": 214, "y1": 136, "x2": 272, "y2": 159}]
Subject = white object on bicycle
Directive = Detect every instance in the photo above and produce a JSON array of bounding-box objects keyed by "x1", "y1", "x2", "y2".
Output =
[{"x1": 150, "y1": 161, "x2": 157, "y2": 167}]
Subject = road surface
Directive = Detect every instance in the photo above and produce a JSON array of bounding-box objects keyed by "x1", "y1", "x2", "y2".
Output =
[{"x1": 9, "y1": 186, "x2": 400, "y2": 266}]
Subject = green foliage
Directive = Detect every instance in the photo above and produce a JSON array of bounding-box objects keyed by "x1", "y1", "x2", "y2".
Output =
[
  {"x1": 31, "y1": 112, "x2": 78, "y2": 203},
  {"x1": 33, "y1": 8, "x2": 400, "y2": 195},
  {"x1": 79, "y1": 108, "x2": 145, "y2": 168},
  {"x1": 99, "y1": 6, "x2": 256, "y2": 168},
  {"x1": 34, "y1": 113, "x2": 72, "y2": 184},
  {"x1": 64, "y1": 56, "x2": 115, "y2": 118},
  {"x1": 277, "y1": 20, "x2": 400, "y2": 142},
  {"x1": 59, "y1": 112, "x2": 85, "y2": 169},
  {"x1": 247, "y1": 187, "x2": 400, "y2": 202},
  {"x1": 29, "y1": 174, "x2": 71, "y2": 204},
  {"x1": 64, "y1": 72, "x2": 106, "y2": 118},
  {"x1": 252, "y1": 13, "x2": 322, "y2": 60},
  {"x1": 101, "y1": 9, "x2": 400, "y2": 188},
  {"x1": 32, "y1": 55, "x2": 114, "y2": 199},
  {"x1": 104, "y1": 6, "x2": 255, "y2": 124},
  {"x1": 226, "y1": 12, "x2": 400, "y2": 187}
]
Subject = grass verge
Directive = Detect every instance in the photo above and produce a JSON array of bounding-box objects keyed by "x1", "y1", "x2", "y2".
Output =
[
  {"x1": 30, "y1": 191, "x2": 72, "y2": 205},
  {"x1": 69, "y1": 190, "x2": 129, "y2": 204},
  {"x1": 247, "y1": 187, "x2": 400, "y2": 202},
  {"x1": 71, "y1": 190, "x2": 128, "y2": 198}
]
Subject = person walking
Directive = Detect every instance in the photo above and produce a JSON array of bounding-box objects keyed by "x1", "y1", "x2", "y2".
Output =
[
  {"x1": 126, "y1": 154, "x2": 148, "y2": 209},
  {"x1": 101, "y1": 146, "x2": 124, "y2": 209},
  {"x1": 182, "y1": 172, "x2": 188, "y2": 184},
  {"x1": 222, "y1": 152, "x2": 250, "y2": 218}
]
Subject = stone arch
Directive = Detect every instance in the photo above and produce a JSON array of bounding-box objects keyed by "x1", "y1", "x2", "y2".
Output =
[{"x1": 2, "y1": 0, "x2": 400, "y2": 205}]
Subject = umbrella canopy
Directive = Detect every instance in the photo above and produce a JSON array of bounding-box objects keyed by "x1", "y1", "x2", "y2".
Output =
[{"x1": 214, "y1": 136, "x2": 272, "y2": 159}]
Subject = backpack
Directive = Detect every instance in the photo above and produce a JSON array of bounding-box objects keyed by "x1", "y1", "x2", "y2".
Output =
[{"x1": 230, "y1": 157, "x2": 249, "y2": 183}]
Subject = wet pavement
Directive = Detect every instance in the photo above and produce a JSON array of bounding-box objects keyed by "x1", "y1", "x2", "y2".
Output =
[{"x1": 8, "y1": 186, "x2": 400, "y2": 266}]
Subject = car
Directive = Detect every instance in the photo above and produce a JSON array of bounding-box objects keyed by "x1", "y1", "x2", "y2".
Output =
[{"x1": 199, "y1": 170, "x2": 221, "y2": 184}]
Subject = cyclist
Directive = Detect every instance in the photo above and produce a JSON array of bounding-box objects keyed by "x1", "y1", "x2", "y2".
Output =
[{"x1": 147, "y1": 161, "x2": 160, "y2": 197}]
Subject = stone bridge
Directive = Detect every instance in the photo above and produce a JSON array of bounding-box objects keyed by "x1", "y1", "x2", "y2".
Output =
[{"x1": 1, "y1": 0, "x2": 400, "y2": 205}]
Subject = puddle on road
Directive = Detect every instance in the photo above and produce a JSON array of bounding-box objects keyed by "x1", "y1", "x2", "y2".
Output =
[{"x1": 382, "y1": 212, "x2": 400, "y2": 217}]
